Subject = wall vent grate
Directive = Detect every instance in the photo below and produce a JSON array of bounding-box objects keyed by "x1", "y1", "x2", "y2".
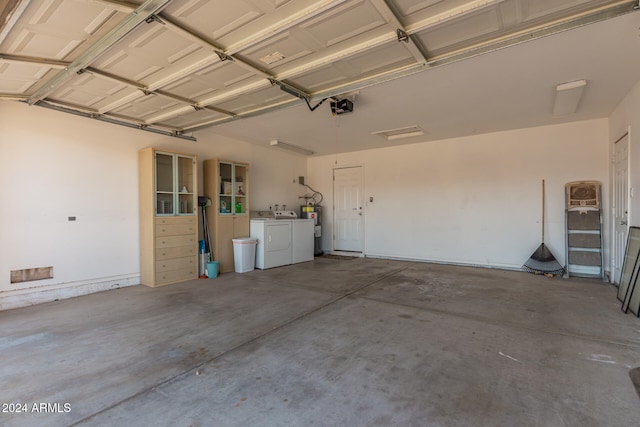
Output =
[{"x1": 10, "y1": 267, "x2": 53, "y2": 284}]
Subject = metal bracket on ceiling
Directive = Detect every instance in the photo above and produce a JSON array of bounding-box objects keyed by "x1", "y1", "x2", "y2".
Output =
[
  {"x1": 140, "y1": 88, "x2": 153, "y2": 96},
  {"x1": 192, "y1": 105, "x2": 204, "y2": 111},
  {"x1": 269, "y1": 78, "x2": 310, "y2": 102},
  {"x1": 145, "y1": 15, "x2": 165, "y2": 25},
  {"x1": 396, "y1": 29, "x2": 409, "y2": 43},
  {"x1": 216, "y1": 51, "x2": 235, "y2": 62}
]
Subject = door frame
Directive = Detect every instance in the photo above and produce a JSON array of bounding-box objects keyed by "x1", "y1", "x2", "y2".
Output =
[
  {"x1": 332, "y1": 164, "x2": 365, "y2": 254},
  {"x1": 611, "y1": 129, "x2": 631, "y2": 284}
]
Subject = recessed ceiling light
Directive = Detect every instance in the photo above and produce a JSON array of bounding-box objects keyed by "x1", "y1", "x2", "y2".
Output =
[{"x1": 372, "y1": 126, "x2": 426, "y2": 141}]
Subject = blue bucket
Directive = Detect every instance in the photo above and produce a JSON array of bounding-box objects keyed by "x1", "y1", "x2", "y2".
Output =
[{"x1": 206, "y1": 261, "x2": 219, "y2": 278}]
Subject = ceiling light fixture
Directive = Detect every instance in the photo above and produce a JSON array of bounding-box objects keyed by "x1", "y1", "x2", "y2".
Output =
[
  {"x1": 553, "y1": 79, "x2": 587, "y2": 116},
  {"x1": 269, "y1": 139, "x2": 314, "y2": 156},
  {"x1": 372, "y1": 125, "x2": 426, "y2": 140}
]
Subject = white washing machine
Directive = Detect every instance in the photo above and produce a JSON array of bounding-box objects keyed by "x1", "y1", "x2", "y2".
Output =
[{"x1": 250, "y1": 218, "x2": 292, "y2": 269}]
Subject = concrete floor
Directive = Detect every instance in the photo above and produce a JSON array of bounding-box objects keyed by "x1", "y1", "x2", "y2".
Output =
[{"x1": 2, "y1": 257, "x2": 640, "y2": 427}]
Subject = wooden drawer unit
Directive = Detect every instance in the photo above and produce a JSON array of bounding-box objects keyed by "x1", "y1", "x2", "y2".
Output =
[
  {"x1": 156, "y1": 216, "x2": 196, "y2": 236},
  {"x1": 156, "y1": 245, "x2": 197, "y2": 261},
  {"x1": 155, "y1": 266, "x2": 198, "y2": 286},
  {"x1": 139, "y1": 148, "x2": 198, "y2": 287},
  {"x1": 155, "y1": 234, "x2": 198, "y2": 249},
  {"x1": 143, "y1": 217, "x2": 198, "y2": 286},
  {"x1": 156, "y1": 256, "x2": 197, "y2": 273}
]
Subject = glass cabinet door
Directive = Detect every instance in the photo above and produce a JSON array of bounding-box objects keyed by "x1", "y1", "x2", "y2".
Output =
[
  {"x1": 217, "y1": 161, "x2": 248, "y2": 216},
  {"x1": 155, "y1": 153, "x2": 174, "y2": 215},
  {"x1": 155, "y1": 152, "x2": 195, "y2": 216},
  {"x1": 234, "y1": 164, "x2": 247, "y2": 214},
  {"x1": 177, "y1": 155, "x2": 195, "y2": 215},
  {"x1": 219, "y1": 161, "x2": 233, "y2": 215}
]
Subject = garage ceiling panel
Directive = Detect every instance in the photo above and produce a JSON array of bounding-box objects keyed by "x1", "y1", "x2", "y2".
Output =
[
  {"x1": 0, "y1": 0, "x2": 636, "y2": 139},
  {"x1": 297, "y1": 1, "x2": 387, "y2": 47},
  {"x1": 289, "y1": 42, "x2": 417, "y2": 91},
  {"x1": 1, "y1": 0, "x2": 123, "y2": 60},
  {"x1": 520, "y1": 0, "x2": 601, "y2": 21},
  {"x1": 415, "y1": 7, "x2": 503, "y2": 53},
  {"x1": 163, "y1": 0, "x2": 273, "y2": 44},
  {"x1": 239, "y1": 2, "x2": 389, "y2": 75},
  {"x1": 391, "y1": 0, "x2": 482, "y2": 18},
  {"x1": 0, "y1": 61, "x2": 56, "y2": 94},
  {"x1": 214, "y1": 84, "x2": 292, "y2": 114},
  {"x1": 111, "y1": 93, "x2": 181, "y2": 120},
  {"x1": 91, "y1": 23, "x2": 211, "y2": 84},
  {"x1": 49, "y1": 73, "x2": 136, "y2": 110},
  {"x1": 156, "y1": 108, "x2": 228, "y2": 129}
]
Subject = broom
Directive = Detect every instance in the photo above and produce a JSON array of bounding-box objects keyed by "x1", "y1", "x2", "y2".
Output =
[{"x1": 522, "y1": 179, "x2": 565, "y2": 276}]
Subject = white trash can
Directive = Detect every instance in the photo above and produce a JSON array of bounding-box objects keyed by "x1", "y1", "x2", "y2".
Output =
[{"x1": 232, "y1": 237, "x2": 258, "y2": 273}]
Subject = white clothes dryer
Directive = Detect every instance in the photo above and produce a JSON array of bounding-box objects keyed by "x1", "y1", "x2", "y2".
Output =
[{"x1": 250, "y1": 219, "x2": 292, "y2": 269}]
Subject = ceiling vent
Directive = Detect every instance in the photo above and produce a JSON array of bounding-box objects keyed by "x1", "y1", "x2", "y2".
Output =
[{"x1": 372, "y1": 125, "x2": 426, "y2": 141}]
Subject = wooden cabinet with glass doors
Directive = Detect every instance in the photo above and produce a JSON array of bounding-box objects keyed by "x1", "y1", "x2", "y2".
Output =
[
  {"x1": 139, "y1": 147, "x2": 198, "y2": 287},
  {"x1": 203, "y1": 159, "x2": 250, "y2": 273}
]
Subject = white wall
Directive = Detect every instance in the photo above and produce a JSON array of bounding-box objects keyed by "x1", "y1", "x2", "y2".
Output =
[
  {"x1": 0, "y1": 101, "x2": 306, "y2": 310},
  {"x1": 308, "y1": 119, "x2": 609, "y2": 270},
  {"x1": 0, "y1": 99, "x2": 615, "y2": 310}
]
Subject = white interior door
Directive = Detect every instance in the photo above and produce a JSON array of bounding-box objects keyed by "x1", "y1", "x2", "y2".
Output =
[
  {"x1": 334, "y1": 166, "x2": 364, "y2": 252},
  {"x1": 613, "y1": 133, "x2": 629, "y2": 284}
]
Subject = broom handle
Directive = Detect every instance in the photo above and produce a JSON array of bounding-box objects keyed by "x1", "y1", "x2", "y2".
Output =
[{"x1": 541, "y1": 179, "x2": 545, "y2": 244}]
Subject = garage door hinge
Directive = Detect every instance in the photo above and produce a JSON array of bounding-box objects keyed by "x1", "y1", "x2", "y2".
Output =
[
  {"x1": 145, "y1": 15, "x2": 164, "y2": 25},
  {"x1": 396, "y1": 29, "x2": 409, "y2": 43}
]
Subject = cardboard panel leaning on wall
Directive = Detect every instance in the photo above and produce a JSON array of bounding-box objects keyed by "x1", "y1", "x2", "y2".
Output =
[{"x1": 307, "y1": 119, "x2": 609, "y2": 271}]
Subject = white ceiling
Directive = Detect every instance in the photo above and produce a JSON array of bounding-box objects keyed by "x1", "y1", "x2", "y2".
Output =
[{"x1": 1, "y1": 0, "x2": 639, "y2": 155}]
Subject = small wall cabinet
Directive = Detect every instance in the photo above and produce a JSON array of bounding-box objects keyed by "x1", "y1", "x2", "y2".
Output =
[
  {"x1": 203, "y1": 159, "x2": 250, "y2": 273},
  {"x1": 139, "y1": 147, "x2": 198, "y2": 287}
]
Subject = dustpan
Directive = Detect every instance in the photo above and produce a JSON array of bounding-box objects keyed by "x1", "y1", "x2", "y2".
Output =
[{"x1": 522, "y1": 179, "x2": 565, "y2": 276}]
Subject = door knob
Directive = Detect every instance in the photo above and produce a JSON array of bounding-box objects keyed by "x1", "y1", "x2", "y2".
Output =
[{"x1": 621, "y1": 219, "x2": 628, "y2": 226}]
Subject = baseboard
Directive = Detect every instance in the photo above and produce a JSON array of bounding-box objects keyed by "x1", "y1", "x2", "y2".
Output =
[
  {"x1": 325, "y1": 251, "x2": 364, "y2": 258},
  {"x1": 0, "y1": 274, "x2": 139, "y2": 311},
  {"x1": 363, "y1": 253, "x2": 524, "y2": 271}
]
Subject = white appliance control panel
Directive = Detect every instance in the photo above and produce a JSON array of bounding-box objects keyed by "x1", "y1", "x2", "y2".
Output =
[{"x1": 273, "y1": 210, "x2": 298, "y2": 219}]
